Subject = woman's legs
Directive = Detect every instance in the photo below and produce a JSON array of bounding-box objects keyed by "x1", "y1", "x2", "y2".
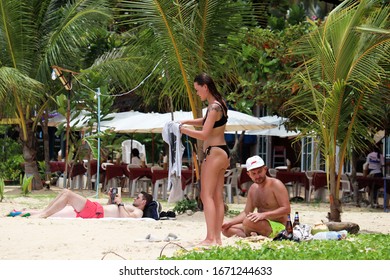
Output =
[{"x1": 200, "y1": 148, "x2": 229, "y2": 245}]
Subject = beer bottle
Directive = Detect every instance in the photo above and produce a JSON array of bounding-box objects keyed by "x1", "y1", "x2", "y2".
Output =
[
  {"x1": 293, "y1": 211, "x2": 300, "y2": 228},
  {"x1": 285, "y1": 214, "x2": 293, "y2": 235}
]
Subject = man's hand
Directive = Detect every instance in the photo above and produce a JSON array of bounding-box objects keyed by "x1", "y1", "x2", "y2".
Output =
[
  {"x1": 246, "y1": 212, "x2": 266, "y2": 223},
  {"x1": 108, "y1": 188, "x2": 121, "y2": 205},
  {"x1": 113, "y1": 193, "x2": 122, "y2": 205}
]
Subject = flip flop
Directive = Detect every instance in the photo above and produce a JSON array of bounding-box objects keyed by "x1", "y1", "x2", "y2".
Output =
[
  {"x1": 164, "y1": 233, "x2": 180, "y2": 242},
  {"x1": 21, "y1": 213, "x2": 31, "y2": 218},
  {"x1": 134, "y1": 234, "x2": 162, "y2": 242},
  {"x1": 6, "y1": 211, "x2": 22, "y2": 217}
]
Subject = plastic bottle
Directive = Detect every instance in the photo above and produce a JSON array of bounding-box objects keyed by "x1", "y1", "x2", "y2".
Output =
[{"x1": 313, "y1": 230, "x2": 348, "y2": 240}]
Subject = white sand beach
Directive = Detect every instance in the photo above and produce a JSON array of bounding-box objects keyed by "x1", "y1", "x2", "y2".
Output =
[{"x1": 0, "y1": 186, "x2": 389, "y2": 260}]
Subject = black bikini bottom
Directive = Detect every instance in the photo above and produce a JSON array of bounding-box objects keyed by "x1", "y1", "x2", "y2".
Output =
[{"x1": 204, "y1": 145, "x2": 230, "y2": 160}]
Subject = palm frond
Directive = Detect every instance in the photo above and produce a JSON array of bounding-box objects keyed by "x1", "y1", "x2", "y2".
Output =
[
  {"x1": 114, "y1": 0, "x2": 262, "y2": 114},
  {"x1": 285, "y1": 0, "x2": 389, "y2": 205},
  {"x1": 37, "y1": 0, "x2": 112, "y2": 83}
]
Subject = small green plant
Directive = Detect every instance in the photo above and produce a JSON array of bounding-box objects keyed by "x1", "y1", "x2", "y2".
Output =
[
  {"x1": 0, "y1": 177, "x2": 5, "y2": 202},
  {"x1": 226, "y1": 209, "x2": 241, "y2": 217},
  {"x1": 20, "y1": 175, "x2": 34, "y2": 196},
  {"x1": 173, "y1": 196, "x2": 198, "y2": 214}
]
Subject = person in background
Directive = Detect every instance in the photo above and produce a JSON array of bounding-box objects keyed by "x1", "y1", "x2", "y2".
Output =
[
  {"x1": 179, "y1": 73, "x2": 230, "y2": 246},
  {"x1": 131, "y1": 148, "x2": 142, "y2": 166},
  {"x1": 222, "y1": 155, "x2": 291, "y2": 239},
  {"x1": 366, "y1": 145, "x2": 384, "y2": 207}
]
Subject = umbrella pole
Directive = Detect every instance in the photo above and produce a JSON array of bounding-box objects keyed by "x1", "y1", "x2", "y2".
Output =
[
  {"x1": 96, "y1": 88, "x2": 101, "y2": 198},
  {"x1": 152, "y1": 133, "x2": 155, "y2": 164}
]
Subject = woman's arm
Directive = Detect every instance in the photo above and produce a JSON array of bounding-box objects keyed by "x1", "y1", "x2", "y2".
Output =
[
  {"x1": 180, "y1": 104, "x2": 220, "y2": 141},
  {"x1": 181, "y1": 117, "x2": 204, "y2": 127}
]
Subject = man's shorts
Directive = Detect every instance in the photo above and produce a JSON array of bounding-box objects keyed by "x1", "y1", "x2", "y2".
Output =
[
  {"x1": 75, "y1": 199, "x2": 104, "y2": 219},
  {"x1": 267, "y1": 220, "x2": 285, "y2": 238}
]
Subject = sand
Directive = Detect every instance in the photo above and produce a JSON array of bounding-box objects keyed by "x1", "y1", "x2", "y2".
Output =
[{"x1": 0, "y1": 186, "x2": 389, "y2": 260}]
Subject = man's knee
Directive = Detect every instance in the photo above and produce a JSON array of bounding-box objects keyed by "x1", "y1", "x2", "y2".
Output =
[
  {"x1": 61, "y1": 189, "x2": 71, "y2": 195},
  {"x1": 222, "y1": 226, "x2": 246, "y2": 238},
  {"x1": 222, "y1": 227, "x2": 233, "y2": 237},
  {"x1": 61, "y1": 189, "x2": 74, "y2": 199},
  {"x1": 242, "y1": 218, "x2": 271, "y2": 237},
  {"x1": 221, "y1": 228, "x2": 229, "y2": 237}
]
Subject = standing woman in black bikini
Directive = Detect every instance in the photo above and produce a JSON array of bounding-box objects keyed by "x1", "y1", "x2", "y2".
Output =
[{"x1": 179, "y1": 73, "x2": 230, "y2": 246}]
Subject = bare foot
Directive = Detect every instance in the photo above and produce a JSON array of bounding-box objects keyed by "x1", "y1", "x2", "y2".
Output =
[{"x1": 198, "y1": 239, "x2": 221, "y2": 247}]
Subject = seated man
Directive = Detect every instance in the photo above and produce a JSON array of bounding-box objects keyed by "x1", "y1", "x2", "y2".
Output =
[
  {"x1": 15, "y1": 189, "x2": 152, "y2": 219},
  {"x1": 222, "y1": 155, "x2": 291, "y2": 238}
]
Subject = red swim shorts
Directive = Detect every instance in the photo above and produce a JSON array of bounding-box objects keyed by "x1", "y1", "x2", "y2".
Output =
[{"x1": 75, "y1": 199, "x2": 104, "y2": 219}]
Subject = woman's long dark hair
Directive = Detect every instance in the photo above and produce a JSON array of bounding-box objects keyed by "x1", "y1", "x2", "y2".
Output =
[{"x1": 194, "y1": 73, "x2": 227, "y2": 115}]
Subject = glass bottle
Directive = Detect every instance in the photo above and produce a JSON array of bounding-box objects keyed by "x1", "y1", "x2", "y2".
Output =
[
  {"x1": 293, "y1": 211, "x2": 300, "y2": 227},
  {"x1": 285, "y1": 213, "x2": 293, "y2": 235}
]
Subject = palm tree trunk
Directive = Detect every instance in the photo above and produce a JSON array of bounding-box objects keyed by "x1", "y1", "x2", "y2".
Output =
[
  {"x1": 20, "y1": 121, "x2": 43, "y2": 190},
  {"x1": 42, "y1": 111, "x2": 51, "y2": 183},
  {"x1": 329, "y1": 163, "x2": 341, "y2": 222}
]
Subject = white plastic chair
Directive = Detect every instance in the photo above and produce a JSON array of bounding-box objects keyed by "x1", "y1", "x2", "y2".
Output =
[
  {"x1": 121, "y1": 139, "x2": 147, "y2": 164},
  {"x1": 340, "y1": 174, "x2": 353, "y2": 201},
  {"x1": 224, "y1": 168, "x2": 241, "y2": 204},
  {"x1": 151, "y1": 165, "x2": 168, "y2": 200},
  {"x1": 268, "y1": 168, "x2": 277, "y2": 178},
  {"x1": 127, "y1": 164, "x2": 151, "y2": 197}
]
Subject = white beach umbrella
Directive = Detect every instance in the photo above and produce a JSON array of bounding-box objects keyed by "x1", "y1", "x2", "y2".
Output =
[{"x1": 110, "y1": 109, "x2": 275, "y2": 133}]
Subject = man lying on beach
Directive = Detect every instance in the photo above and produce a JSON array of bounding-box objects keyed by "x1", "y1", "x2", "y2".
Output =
[
  {"x1": 8, "y1": 189, "x2": 152, "y2": 219},
  {"x1": 222, "y1": 155, "x2": 291, "y2": 239}
]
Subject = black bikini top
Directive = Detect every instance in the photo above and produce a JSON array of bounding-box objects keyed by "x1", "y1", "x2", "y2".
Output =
[{"x1": 202, "y1": 101, "x2": 228, "y2": 128}]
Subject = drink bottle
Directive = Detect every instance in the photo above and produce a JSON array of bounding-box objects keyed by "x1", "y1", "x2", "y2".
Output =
[
  {"x1": 293, "y1": 211, "x2": 300, "y2": 227},
  {"x1": 313, "y1": 230, "x2": 348, "y2": 240},
  {"x1": 285, "y1": 214, "x2": 293, "y2": 235}
]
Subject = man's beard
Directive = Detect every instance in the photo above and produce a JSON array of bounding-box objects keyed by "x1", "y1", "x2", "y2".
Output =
[{"x1": 254, "y1": 176, "x2": 266, "y2": 184}]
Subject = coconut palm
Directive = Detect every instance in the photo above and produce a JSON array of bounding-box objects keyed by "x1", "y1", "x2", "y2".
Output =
[
  {"x1": 0, "y1": 0, "x2": 112, "y2": 189},
  {"x1": 83, "y1": 0, "x2": 267, "y2": 169},
  {"x1": 91, "y1": 0, "x2": 267, "y2": 115},
  {"x1": 285, "y1": 0, "x2": 390, "y2": 221}
]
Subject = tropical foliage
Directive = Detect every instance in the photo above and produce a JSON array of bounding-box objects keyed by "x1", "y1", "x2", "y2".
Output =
[
  {"x1": 0, "y1": 128, "x2": 23, "y2": 181},
  {"x1": 20, "y1": 174, "x2": 34, "y2": 196},
  {"x1": 100, "y1": 0, "x2": 264, "y2": 115},
  {"x1": 221, "y1": 23, "x2": 314, "y2": 114},
  {"x1": 0, "y1": 0, "x2": 112, "y2": 189},
  {"x1": 284, "y1": 0, "x2": 390, "y2": 221}
]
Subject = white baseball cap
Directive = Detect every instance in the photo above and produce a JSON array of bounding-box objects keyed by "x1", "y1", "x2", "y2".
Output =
[{"x1": 246, "y1": 155, "x2": 265, "y2": 171}]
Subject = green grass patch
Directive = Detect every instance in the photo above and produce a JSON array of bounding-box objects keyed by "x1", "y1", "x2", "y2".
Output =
[{"x1": 161, "y1": 234, "x2": 390, "y2": 260}]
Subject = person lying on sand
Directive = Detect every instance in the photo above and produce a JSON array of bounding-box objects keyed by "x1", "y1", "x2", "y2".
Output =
[{"x1": 7, "y1": 189, "x2": 152, "y2": 219}]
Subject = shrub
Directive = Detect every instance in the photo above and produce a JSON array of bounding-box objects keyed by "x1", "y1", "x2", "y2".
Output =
[{"x1": 173, "y1": 196, "x2": 198, "y2": 214}]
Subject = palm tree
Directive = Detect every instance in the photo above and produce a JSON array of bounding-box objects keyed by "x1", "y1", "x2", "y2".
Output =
[
  {"x1": 285, "y1": 0, "x2": 390, "y2": 221},
  {"x1": 85, "y1": 0, "x2": 266, "y2": 162},
  {"x1": 0, "y1": 0, "x2": 112, "y2": 189}
]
